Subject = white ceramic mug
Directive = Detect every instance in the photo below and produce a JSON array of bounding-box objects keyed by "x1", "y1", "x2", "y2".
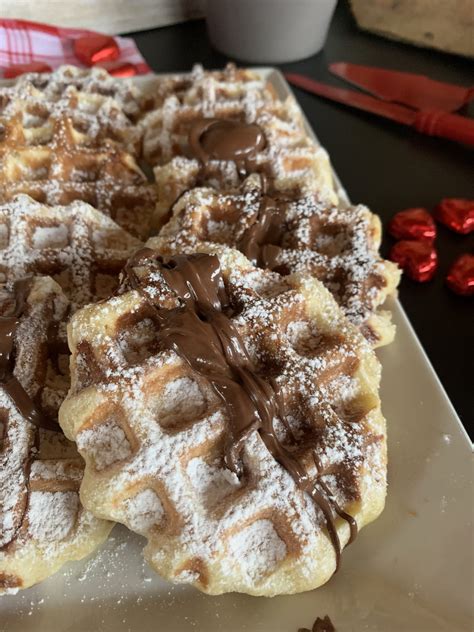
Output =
[{"x1": 206, "y1": 0, "x2": 337, "y2": 64}]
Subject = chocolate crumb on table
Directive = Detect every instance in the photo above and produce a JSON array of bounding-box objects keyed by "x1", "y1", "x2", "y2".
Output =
[{"x1": 298, "y1": 614, "x2": 336, "y2": 632}]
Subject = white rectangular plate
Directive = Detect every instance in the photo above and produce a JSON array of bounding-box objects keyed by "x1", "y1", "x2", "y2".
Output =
[{"x1": 1, "y1": 69, "x2": 472, "y2": 632}]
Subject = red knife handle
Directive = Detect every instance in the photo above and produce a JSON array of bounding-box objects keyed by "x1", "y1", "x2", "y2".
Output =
[{"x1": 414, "y1": 111, "x2": 474, "y2": 146}]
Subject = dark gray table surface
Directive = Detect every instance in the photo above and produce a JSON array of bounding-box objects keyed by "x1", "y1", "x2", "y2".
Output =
[{"x1": 129, "y1": 2, "x2": 474, "y2": 436}]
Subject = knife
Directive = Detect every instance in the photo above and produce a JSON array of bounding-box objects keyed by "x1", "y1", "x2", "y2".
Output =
[
  {"x1": 329, "y1": 62, "x2": 474, "y2": 113},
  {"x1": 284, "y1": 73, "x2": 474, "y2": 147}
]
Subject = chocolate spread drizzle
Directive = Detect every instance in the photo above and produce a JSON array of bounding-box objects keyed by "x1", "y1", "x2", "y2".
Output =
[
  {"x1": 188, "y1": 118, "x2": 266, "y2": 175},
  {"x1": 124, "y1": 249, "x2": 358, "y2": 568},
  {"x1": 298, "y1": 615, "x2": 336, "y2": 632},
  {"x1": 1, "y1": 276, "x2": 69, "y2": 550},
  {"x1": 0, "y1": 278, "x2": 59, "y2": 432},
  {"x1": 238, "y1": 193, "x2": 286, "y2": 270},
  {"x1": 0, "y1": 279, "x2": 39, "y2": 550},
  {"x1": 0, "y1": 278, "x2": 46, "y2": 430}
]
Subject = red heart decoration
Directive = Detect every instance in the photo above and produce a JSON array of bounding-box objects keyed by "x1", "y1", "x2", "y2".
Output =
[
  {"x1": 73, "y1": 34, "x2": 119, "y2": 66},
  {"x1": 389, "y1": 240, "x2": 438, "y2": 282},
  {"x1": 434, "y1": 198, "x2": 474, "y2": 234},
  {"x1": 4, "y1": 62, "x2": 52, "y2": 79},
  {"x1": 98, "y1": 61, "x2": 138, "y2": 78},
  {"x1": 446, "y1": 254, "x2": 474, "y2": 296},
  {"x1": 388, "y1": 207, "x2": 436, "y2": 242}
]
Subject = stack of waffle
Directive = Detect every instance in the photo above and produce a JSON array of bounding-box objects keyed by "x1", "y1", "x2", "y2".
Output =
[
  {"x1": 141, "y1": 63, "x2": 338, "y2": 227},
  {"x1": 0, "y1": 65, "x2": 155, "y2": 239},
  {"x1": 0, "y1": 67, "x2": 146, "y2": 592},
  {"x1": 0, "y1": 63, "x2": 399, "y2": 597}
]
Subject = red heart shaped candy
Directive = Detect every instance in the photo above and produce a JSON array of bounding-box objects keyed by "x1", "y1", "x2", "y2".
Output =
[
  {"x1": 446, "y1": 254, "x2": 474, "y2": 296},
  {"x1": 390, "y1": 240, "x2": 438, "y2": 282},
  {"x1": 73, "y1": 34, "x2": 119, "y2": 66},
  {"x1": 388, "y1": 207, "x2": 436, "y2": 242},
  {"x1": 4, "y1": 62, "x2": 52, "y2": 79},
  {"x1": 434, "y1": 198, "x2": 474, "y2": 234},
  {"x1": 98, "y1": 61, "x2": 138, "y2": 78}
]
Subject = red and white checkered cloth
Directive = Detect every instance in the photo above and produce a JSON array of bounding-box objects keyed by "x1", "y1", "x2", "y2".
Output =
[{"x1": 0, "y1": 18, "x2": 151, "y2": 78}]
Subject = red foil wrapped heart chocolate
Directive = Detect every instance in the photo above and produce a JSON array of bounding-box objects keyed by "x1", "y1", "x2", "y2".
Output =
[
  {"x1": 73, "y1": 34, "x2": 119, "y2": 66},
  {"x1": 98, "y1": 61, "x2": 138, "y2": 78},
  {"x1": 446, "y1": 254, "x2": 474, "y2": 296},
  {"x1": 4, "y1": 62, "x2": 52, "y2": 78},
  {"x1": 388, "y1": 207, "x2": 436, "y2": 242},
  {"x1": 434, "y1": 198, "x2": 474, "y2": 234},
  {"x1": 390, "y1": 240, "x2": 438, "y2": 282}
]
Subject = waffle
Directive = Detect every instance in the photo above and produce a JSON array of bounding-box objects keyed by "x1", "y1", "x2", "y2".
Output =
[
  {"x1": 148, "y1": 63, "x2": 276, "y2": 109},
  {"x1": 59, "y1": 244, "x2": 387, "y2": 596},
  {"x1": 142, "y1": 64, "x2": 337, "y2": 225},
  {"x1": 0, "y1": 276, "x2": 112, "y2": 594},
  {"x1": 0, "y1": 113, "x2": 155, "y2": 239},
  {"x1": 0, "y1": 80, "x2": 142, "y2": 156},
  {"x1": 154, "y1": 175, "x2": 400, "y2": 346},
  {"x1": 13, "y1": 65, "x2": 146, "y2": 123},
  {"x1": 0, "y1": 192, "x2": 141, "y2": 590},
  {"x1": 0, "y1": 195, "x2": 142, "y2": 311}
]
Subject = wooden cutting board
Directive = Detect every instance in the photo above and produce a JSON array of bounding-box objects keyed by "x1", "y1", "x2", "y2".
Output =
[
  {"x1": 2, "y1": 0, "x2": 205, "y2": 34},
  {"x1": 350, "y1": 0, "x2": 474, "y2": 58}
]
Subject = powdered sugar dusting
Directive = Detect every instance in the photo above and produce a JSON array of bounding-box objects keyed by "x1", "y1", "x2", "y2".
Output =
[
  {"x1": 11, "y1": 64, "x2": 144, "y2": 122},
  {"x1": 77, "y1": 419, "x2": 132, "y2": 471},
  {"x1": 228, "y1": 519, "x2": 287, "y2": 582},
  {"x1": 30, "y1": 459, "x2": 82, "y2": 481},
  {"x1": 125, "y1": 489, "x2": 164, "y2": 534},
  {"x1": 32, "y1": 225, "x2": 69, "y2": 249},
  {"x1": 151, "y1": 376, "x2": 206, "y2": 428},
  {"x1": 0, "y1": 390, "x2": 32, "y2": 549},
  {"x1": 187, "y1": 457, "x2": 240, "y2": 507},
  {"x1": 0, "y1": 195, "x2": 141, "y2": 310},
  {"x1": 27, "y1": 491, "x2": 79, "y2": 544}
]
